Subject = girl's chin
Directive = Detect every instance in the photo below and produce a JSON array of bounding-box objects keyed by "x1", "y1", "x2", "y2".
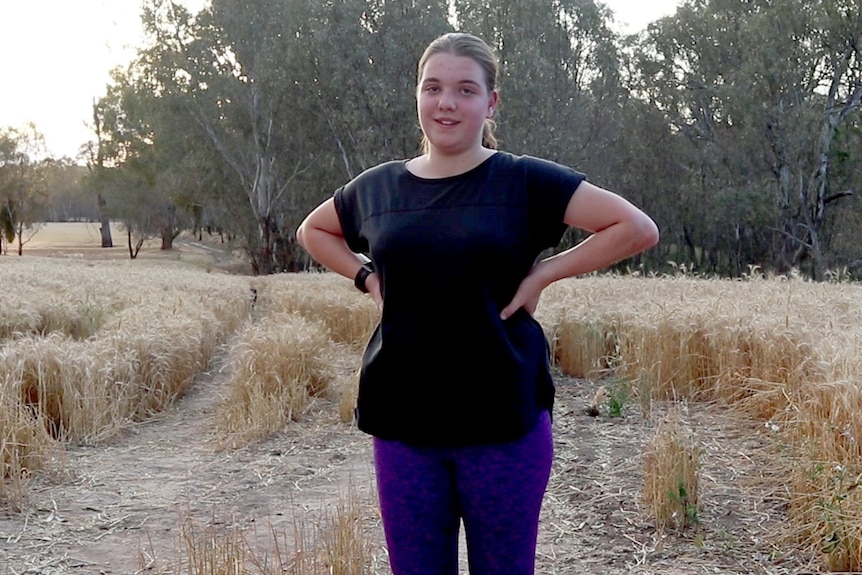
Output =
[{"x1": 426, "y1": 135, "x2": 478, "y2": 155}]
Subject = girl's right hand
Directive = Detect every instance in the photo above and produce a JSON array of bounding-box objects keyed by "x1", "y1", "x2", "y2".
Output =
[{"x1": 366, "y1": 272, "x2": 383, "y2": 313}]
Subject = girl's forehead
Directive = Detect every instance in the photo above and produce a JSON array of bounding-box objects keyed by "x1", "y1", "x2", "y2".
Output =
[{"x1": 419, "y1": 53, "x2": 484, "y2": 81}]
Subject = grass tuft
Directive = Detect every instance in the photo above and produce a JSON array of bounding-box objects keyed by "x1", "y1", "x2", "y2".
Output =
[
  {"x1": 642, "y1": 408, "x2": 701, "y2": 533},
  {"x1": 213, "y1": 314, "x2": 336, "y2": 448},
  {"x1": 160, "y1": 489, "x2": 372, "y2": 574}
]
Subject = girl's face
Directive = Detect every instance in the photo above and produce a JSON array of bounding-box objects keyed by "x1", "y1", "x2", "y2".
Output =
[{"x1": 417, "y1": 52, "x2": 497, "y2": 157}]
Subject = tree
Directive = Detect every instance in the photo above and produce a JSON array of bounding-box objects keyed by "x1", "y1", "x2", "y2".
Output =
[
  {"x1": 90, "y1": 45, "x2": 229, "y2": 256},
  {"x1": 131, "y1": 0, "x2": 317, "y2": 273},
  {"x1": 127, "y1": 0, "x2": 456, "y2": 273},
  {"x1": 451, "y1": 0, "x2": 661, "y2": 270},
  {"x1": 636, "y1": 0, "x2": 862, "y2": 278},
  {"x1": 306, "y1": 0, "x2": 452, "y2": 181},
  {"x1": 821, "y1": 113, "x2": 862, "y2": 273},
  {"x1": 453, "y1": 0, "x2": 621, "y2": 165},
  {"x1": 40, "y1": 159, "x2": 92, "y2": 222},
  {"x1": 82, "y1": 99, "x2": 116, "y2": 248},
  {"x1": 0, "y1": 124, "x2": 48, "y2": 256}
]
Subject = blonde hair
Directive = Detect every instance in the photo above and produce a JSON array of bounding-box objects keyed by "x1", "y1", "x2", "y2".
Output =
[{"x1": 417, "y1": 32, "x2": 499, "y2": 154}]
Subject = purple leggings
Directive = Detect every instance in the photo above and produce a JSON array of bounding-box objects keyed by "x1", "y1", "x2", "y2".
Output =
[{"x1": 373, "y1": 411, "x2": 553, "y2": 575}]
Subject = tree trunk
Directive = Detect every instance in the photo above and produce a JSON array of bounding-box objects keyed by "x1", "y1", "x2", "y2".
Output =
[
  {"x1": 160, "y1": 204, "x2": 179, "y2": 250},
  {"x1": 252, "y1": 215, "x2": 278, "y2": 275},
  {"x1": 98, "y1": 193, "x2": 113, "y2": 248},
  {"x1": 127, "y1": 228, "x2": 143, "y2": 259}
]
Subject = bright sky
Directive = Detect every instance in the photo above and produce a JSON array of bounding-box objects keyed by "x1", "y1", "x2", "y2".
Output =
[{"x1": 0, "y1": 0, "x2": 680, "y2": 161}]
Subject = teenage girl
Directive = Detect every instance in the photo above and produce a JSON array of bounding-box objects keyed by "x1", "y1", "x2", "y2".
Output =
[{"x1": 297, "y1": 32, "x2": 659, "y2": 575}]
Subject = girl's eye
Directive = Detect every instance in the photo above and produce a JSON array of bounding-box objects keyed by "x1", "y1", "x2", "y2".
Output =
[
  {"x1": 461, "y1": 88, "x2": 475, "y2": 95},
  {"x1": 425, "y1": 85, "x2": 440, "y2": 93}
]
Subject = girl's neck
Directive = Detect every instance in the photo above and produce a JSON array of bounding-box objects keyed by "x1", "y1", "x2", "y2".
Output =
[{"x1": 408, "y1": 147, "x2": 497, "y2": 179}]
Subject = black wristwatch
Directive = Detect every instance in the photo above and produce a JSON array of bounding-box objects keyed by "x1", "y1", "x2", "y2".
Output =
[{"x1": 354, "y1": 263, "x2": 375, "y2": 293}]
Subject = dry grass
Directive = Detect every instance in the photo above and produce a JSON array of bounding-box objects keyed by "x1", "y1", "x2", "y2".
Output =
[
  {"x1": 210, "y1": 273, "x2": 376, "y2": 448},
  {"x1": 292, "y1": 492, "x2": 372, "y2": 575},
  {"x1": 0, "y1": 257, "x2": 254, "y2": 505},
  {"x1": 540, "y1": 272, "x2": 862, "y2": 570},
  {"x1": 0, "y1": 394, "x2": 57, "y2": 508},
  {"x1": 5, "y1": 257, "x2": 862, "y2": 572},
  {"x1": 157, "y1": 489, "x2": 372, "y2": 575},
  {"x1": 339, "y1": 368, "x2": 361, "y2": 424},
  {"x1": 212, "y1": 314, "x2": 337, "y2": 449},
  {"x1": 785, "y1": 378, "x2": 862, "y2": 571},
  {"x1": 252, "y1": 273, "x2": 378, "y2": 348},
  {"x1": 0, "y1": 263, "x2": 252, "y2": 441},
  {"x1": 642, "y1": 407, "x2": 701, "y2": 533}
]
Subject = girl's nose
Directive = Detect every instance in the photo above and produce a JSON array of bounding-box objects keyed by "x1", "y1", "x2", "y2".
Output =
[{"x1": 437, "y1": 91, "x2": 456, "y2": 110}]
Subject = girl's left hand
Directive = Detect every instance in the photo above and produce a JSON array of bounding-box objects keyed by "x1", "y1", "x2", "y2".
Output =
[{"x1": 500, "y1": 270, "x2": 547, "y2": 320}]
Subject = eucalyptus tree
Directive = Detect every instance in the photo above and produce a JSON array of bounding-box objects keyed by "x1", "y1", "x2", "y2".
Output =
[
  {"x1": 597, "y1": 85, "x2": 690, "y2": 271},
  {"x1": 89, "y1": 65, "x2": 197, "y2": 256},
  {"x1": 822, "y1": 112, "x2": 862, "y2": 274},
  {"x1": 0, "y1": 130, "x2": 19, "y2": 253},
  {"x1": 131, "y1": 0, "x2": 457, "y2": 272},
  {"x1": 0, "y1": 124, "x2": 48, "y2": 255},
  {"x1": 305, "y1": 0, "x2": 452, "y2": 182},
  {"x1": 133, "y1": 0, "x2": 330, "y2": 273},
  {"x1": 451, "y1": 0, "x2": 659, "y2": 270},
  {"x1": 452, "y1": 0, "x2": 622, "y2": 169},
  {"x1": 637, "y1": 0, "x2": 862, "y2": 278},
  {"x1": 40, "y1": 160, "x2": 90, "y2": 222},
  {"x1": 81, "y1": 100, "x2": 116, "y2": 248}
]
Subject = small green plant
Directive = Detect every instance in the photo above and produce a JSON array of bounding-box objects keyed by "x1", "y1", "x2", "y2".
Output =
[
  {"x1": 668, "y1": 481, "x2": 699, "y2": 529},
  {"x1": 812, "y1": 464, "x2": 861, "y2": 568},
  {"x1": 605, "y1": 378, "x2": 632, "y2": 418}
]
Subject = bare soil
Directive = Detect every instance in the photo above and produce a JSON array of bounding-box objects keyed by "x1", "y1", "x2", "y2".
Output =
[{"x1": 1, "y1": 230, "x2": 826, "y2": 574}]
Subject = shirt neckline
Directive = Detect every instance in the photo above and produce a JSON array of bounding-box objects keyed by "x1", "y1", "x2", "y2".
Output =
[{"x1": 402, "y1": 152, "x2": 500, "y2": 183}]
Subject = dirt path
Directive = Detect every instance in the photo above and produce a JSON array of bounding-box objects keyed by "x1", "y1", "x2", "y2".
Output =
[
  {"x1": 0, "y1": 354, "x2": 377, "y2": 574},
  {"x1": 1, "y1": 367, "x2": 823, "y2": 574}
]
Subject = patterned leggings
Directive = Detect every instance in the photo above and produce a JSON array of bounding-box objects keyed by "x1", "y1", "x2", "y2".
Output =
[{"x1": 373, "y1": 411, "x2": 553, "y2": 575}]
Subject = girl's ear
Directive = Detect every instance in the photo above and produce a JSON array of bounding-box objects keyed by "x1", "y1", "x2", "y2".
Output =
[{"x1": 487, "y1": 90, "x2": 499, "y2": 117}]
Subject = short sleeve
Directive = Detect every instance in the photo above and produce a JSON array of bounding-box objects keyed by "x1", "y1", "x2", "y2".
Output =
[
  {"x1": 524, "y1": 156, "x2": 586, "y2": 249},
  {"x1": 333, "y1": 183, "x2": 369, "y2": 255}
]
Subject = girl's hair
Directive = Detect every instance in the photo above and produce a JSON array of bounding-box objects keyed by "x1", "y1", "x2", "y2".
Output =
[{"x1": 417, "y1": 32, "x2": 499, "y2": 154}]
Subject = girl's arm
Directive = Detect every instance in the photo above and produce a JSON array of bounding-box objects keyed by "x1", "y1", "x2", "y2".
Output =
[
  {"x1": 500, "y1": 181, "x2": 659, "y2": 319},
  {"x1": 296, "y1": 198, "x2": 382, "y2": 308}
]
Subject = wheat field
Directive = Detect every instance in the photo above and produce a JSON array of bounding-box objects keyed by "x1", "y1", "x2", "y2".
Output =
[{"x1": 2, "y1": 254, "x2": 861, "y2": 572}]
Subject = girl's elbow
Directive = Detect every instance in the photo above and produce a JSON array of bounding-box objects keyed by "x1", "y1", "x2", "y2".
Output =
[
  {"x1": 295, "y1": 223, "x2": 308, "y2": 250},
  {"x1": 634, "y1": 217, "x2": 660, "y2": 251}
]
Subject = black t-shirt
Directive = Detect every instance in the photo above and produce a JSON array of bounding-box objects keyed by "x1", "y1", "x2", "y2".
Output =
[{"x1": 334, "y1": 151, "x2": 585, "y2": 446}]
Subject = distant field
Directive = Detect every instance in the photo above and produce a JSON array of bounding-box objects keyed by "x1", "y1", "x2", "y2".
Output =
[
  {"x1": 12, "y1": 222, "x2": 249, "y2": 272},
  {"x1": 25, "y1": 222, "x2": 127, "y2": 249}
]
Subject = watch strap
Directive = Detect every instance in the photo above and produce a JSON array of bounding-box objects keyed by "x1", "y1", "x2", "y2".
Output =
[{"x1": 354, "y1": 263, "x2": 374, "y2": 293}]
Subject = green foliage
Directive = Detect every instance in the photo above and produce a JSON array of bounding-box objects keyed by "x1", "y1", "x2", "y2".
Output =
[
  {"x1": 16, "y1": 0, "x2": 862, "y2": 277},
  {"x1": 0, "y1": 124, "x2": 49, "y2": 253},
  {"x1": 668, "y1": 481, "x2": 700, "y2": 530},
  {"x1": 808, "y1": 463, "x2": 861, "y2": 562},
  {"x1": 0, "y1": 200, "x2": 15, "y2": 244},
  {"x1": 635, "y1": 0, "x2": 862, "y2": 279},
  {"x1": 455, "y1": 0, "x2": 621, "y2": 165},
  {"x1": 605, "y1": 378, "x2": 631, "y2": 418}
]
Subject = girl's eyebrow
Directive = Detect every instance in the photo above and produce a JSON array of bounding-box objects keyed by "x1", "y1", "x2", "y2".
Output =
[{"x1": 420, "y1": 77, "x2": 482, "y2": 87}]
